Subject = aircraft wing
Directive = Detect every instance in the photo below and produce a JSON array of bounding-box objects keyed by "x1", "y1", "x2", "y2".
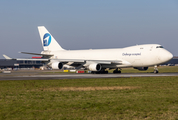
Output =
[
  {"x1": 51, "y1": 59, "x2": 85, "y2": 63},
  {"x1": 51, "y1": 59, "x2": 122, "y2": 64},
  {"x1": 53, "y1": 59, "x2": 131, "y2": 66},
  {"x1": 19, "y1": 52, "x2": 128, "y2": 65},
  {"x1": 2, "y1": 54, "x2": 49, "y2": 61},
  {"x1": 3, "y1": 54, "x2": 12, "y2": 59},
  {"x1": 54, "y1": 59, "x2": 131, "y2": 70},
  {"x1": 16, "y1": 58, "x2": 49, "y2": 61}
]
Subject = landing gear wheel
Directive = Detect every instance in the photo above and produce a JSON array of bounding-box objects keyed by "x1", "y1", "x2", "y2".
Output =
[
  {"x1": 154, "y1": 70, "x2": 159, "y2": 74},
  {"x1": 91, "y1": 70, "x2": 108, "y2": 74},
  {"x1": 113, "y1": 68, "x2": 121, "y2": 74},
  {"x1": 102, "y1": 71, "x2": 108, "y2": 74},
  {"x1": 154, "y1": 65, "x2": 159, "y2": 74},
  {"x1": 113, "y1": 70, "x2": 121, "y2": 74}
]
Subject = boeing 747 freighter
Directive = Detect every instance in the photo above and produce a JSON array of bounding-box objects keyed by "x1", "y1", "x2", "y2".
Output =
[{"x1": 6, "y1": 26, "x2": 173, "y2": 74}]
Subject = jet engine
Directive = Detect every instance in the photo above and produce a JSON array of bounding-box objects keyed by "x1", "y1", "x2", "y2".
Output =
[
  {"x1": 51, "y1": 62, "x2": 63, "y2": 69},
  {"x1": 134, "y1": 67, "x2": 148, "y2": 71},
  {"x1": 88, "y1": 63, "x2": 102, "y2": 71}
]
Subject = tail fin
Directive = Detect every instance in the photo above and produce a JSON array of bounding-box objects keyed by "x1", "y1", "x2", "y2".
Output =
[{"x1": 38, "y1": 26, "x2": 64, "y2": 51}]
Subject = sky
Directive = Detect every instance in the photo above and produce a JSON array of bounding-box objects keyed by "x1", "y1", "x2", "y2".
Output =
[{"x1": 0, "y1": 0, "x2": 178, "y2": 59}]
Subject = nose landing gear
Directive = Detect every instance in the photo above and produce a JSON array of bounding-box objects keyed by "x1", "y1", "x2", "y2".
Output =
[
  {"x1": 154, "y1": 65, "x2": 159, "y2": 74},
  {"x1": 113, "y1": 68, "x2": 121, "y2": 74}
]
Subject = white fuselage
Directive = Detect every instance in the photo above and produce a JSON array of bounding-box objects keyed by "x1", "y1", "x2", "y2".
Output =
[{"x1": 48, "y1": 44, "x2": 173, "y2": 68}]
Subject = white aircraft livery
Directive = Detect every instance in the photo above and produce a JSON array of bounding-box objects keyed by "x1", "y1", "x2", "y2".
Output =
[{"x1": 15, "y1": 26, "x2": 173, "y2": 73}]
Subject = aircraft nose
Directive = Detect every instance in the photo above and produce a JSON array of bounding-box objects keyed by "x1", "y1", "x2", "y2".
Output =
[
  {"x1": 159, "y1": 50, "x2": 173, "y2": 62},
  {"x1": 168, "y1": 52, "x2": 173, "y2": 60}
]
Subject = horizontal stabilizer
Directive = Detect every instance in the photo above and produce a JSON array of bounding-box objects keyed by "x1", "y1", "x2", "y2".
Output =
[{"x1": 20, "y1": 52, "x2": 53, "y2": 58}]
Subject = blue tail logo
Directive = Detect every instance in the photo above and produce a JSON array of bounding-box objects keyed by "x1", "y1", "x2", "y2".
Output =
[{"x1": 43, "y1": 33, "x2": 51, "y2": 46}]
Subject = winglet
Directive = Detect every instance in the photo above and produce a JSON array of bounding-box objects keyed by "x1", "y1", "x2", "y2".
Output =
[{"x1": 3, "y1": 54, "x2": 12, "y2": 59}]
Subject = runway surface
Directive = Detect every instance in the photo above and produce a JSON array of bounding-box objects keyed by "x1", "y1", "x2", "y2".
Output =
[{"x1": 0, "y1": 72, "x2": 178, "y2": 80}]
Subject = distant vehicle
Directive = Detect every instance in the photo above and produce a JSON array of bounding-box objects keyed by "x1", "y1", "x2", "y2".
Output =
[{"x1": 5, "y1": 26, "x2": 173, "y2": 74}]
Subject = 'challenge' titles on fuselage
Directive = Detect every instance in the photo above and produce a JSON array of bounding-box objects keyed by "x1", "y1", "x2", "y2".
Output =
[{"x1": 122, "y1": 53, "x2": 141, "y2": 56}]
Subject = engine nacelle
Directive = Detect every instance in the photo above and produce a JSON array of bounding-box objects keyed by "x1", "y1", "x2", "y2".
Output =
[
  {"x1": 51, "y1": 62, "x2": 63, "y2": 69},
  {"x1": 134, "y1": 67, "x2": 148, "y2": 71},
  {"x1": 88, "y1": 63, "x2": 102, "y2": 71}
]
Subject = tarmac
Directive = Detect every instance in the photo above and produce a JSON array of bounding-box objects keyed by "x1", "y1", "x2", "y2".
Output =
[{"x1": 0, "y1": 70, "x2": 178, "y2": 80}]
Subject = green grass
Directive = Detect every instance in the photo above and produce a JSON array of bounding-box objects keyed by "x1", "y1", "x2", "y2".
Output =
[{"x1": 1, "y1": 77, "x2": 178, "y2": 119}]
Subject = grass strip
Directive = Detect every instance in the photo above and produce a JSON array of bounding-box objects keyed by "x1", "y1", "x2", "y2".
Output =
[{"x1": 0, "y1": 77, "x2": 178, "y2": 119}]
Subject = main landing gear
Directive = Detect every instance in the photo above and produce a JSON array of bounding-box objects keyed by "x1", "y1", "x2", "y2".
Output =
[
  {"x1": 91, "y1": 70, "x2": 108, "y2": 74},
  {"x1": 154, "y1": 65, "x2": 159, "y2": 74},
  {"x1": 91, "y1": 68, "x2": 122, "y2": 74}
]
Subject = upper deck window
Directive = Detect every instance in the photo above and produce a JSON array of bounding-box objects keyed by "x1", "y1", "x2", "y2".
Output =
[{"x1": 156, "y1": 46, "x2": 164, "y2": 48}]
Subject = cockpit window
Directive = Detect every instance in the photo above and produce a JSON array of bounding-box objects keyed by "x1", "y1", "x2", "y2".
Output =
[{"x1": 156, "y1": 46, "x2": 164, "y2": 48}]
